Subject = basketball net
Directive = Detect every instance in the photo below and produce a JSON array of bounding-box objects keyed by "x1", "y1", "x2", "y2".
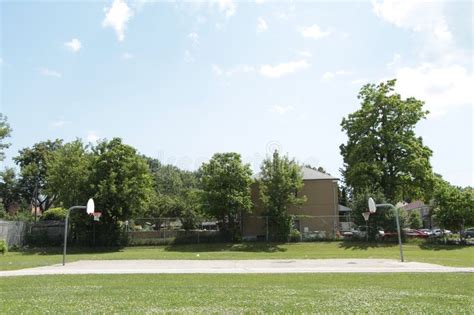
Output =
[
  {"x1": 92, "y1": 212, "x2": 102, "y2": 222},
  {"x1": 362, "y1": 212, "x2": 370, "y2": 221}
]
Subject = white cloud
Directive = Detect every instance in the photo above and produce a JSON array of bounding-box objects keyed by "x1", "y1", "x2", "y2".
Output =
[
  {"x1": 372, "y1": 0, "x2": 471, "y2": 66},
  {"x1": 121, "y1": 52, "x2": 133, "y2": 60},
  {"x1": 102, "y1": 0, "x2": 133, "y2": 41},
  {"x1": 300, "y1": 24, "x2": 330, "y2": 40},
  {"x1": 274, "y1": 11, "x2": 288, "y2": 20},
  {"x1": 260, "y1": 60, "x2": 310, "y2": 79},
  {"x1": 372, "y1": 0, "x2": 453, "y2": 47},
  {"x1": 322, "y1": 69, "x2": 351, "y2": 81},
  {"x1": 0, "y1": 58, "x2": 3, "y2": 65},
  {"x1": 373, "y1": 1, "x2": 472, "y2": 117},
  {"x1": 271, "y1": 105, "x2": 294, "y2": 115},
  {"x1": 227, "y1": 65, "x2": 255, "y2": 76},
  {"x1": 86, "y1": 131, "x2": 100, "y2": 143},
  {"x1": 257, "y1": 17, "x2": 268, "y2": 33},
  {"x1": 255, "y1": 0, "x2": 265, "y2": 4},
  {"x1": 433, "y1": 21, "x2": 453, "y2": 43},
  {"x1": 322, "y1": 72, "x2": 335, "y2": 81},
  {"x1": 213, "y1": 0, "x2": 236, "y2": 18},
  {"x1": 212, "y1": 64, "x2": 223, "y2": 76},
  {"x1": 64, "y1": 38, "x2": 81, "y2": 52},
  {"x1": 40, "y1": 68, "x2": 61, "y2": 78},
  {"x1": 188, "y1": 32, "x2": 199, "y2": 46},
  {"x1": 212, "y1": 64, "x2": 255, "y2": 77},
  {"x1": 395, "y1": 63, "x2": 473, "y2": 117},
  {"x1": 372, "y1": 1, "x2": 445, "y2": 31},
  {"x1": 387, "y1": 53, "x2": 401, "y2": 69},
  {"x1": 184, "y1": 50, "x2": 194, "y2": 63},
  {"x1": 50, "y1": 119, "x2": 70, "y2": 128}
]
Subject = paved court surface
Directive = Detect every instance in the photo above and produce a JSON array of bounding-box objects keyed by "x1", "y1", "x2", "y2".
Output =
[{"x1": 1, "y1": 259, "x2": 473, "y2": 276}]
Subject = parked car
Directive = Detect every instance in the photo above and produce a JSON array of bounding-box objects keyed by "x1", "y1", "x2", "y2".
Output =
[
  {"x1": 375, "y1": 229, "x2": 398, "y2": 240},
  {"x1": 461, "y1": 228, "x2": 474, "y2": 239},
  {"x1": 418, "y1": 229, "x2": 434, "y2": 237},
  {"x1": 432, "y1": 229, "x2": 452, "y2": 237},
  {"x1": 404, "y1": 229, "x2": 429, "y2": 238},
  {"x1": 343, "y1": 226, "x2": 368, "y2": 239}
]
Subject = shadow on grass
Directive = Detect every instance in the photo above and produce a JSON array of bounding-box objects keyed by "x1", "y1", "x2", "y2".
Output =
[
  {"x1": 16, "y1": 246, "x2": 124, "y2": 256},
  {"x1": 340, "y1": 240, "x2": 471, "y2": 251},
  {"x1": 418, "y1": 242, "x2": 470, "y2": 251},
  {"x1": 164, "y1": 242, "x2": 287, "y2": 253},
  {"x1": 338, "y1": 241, "x2": 398, "y2": 251}
]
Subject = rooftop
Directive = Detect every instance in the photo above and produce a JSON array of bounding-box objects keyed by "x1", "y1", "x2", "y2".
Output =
[
  {"x1": 301, "y1": 167, "x2": 339, "y2": 181},
  {"x1": 253, "y1": 166, "x2": 339, "y2": 181}
]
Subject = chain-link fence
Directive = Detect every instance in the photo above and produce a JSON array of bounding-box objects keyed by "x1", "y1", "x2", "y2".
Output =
[
  {"x1": 126, "y1": 218, "x2": 222, "y2": 245},
  {"x1": 242, "y1": 215, "x2": 355, "y2": 241},
  {"x1": 127, "y1": 215, "x2": 355, "y2": 244},
  {"x1": 1, "y1": 214, "x2": 357, "y2": 247},
  {"x1": 0, "y1": 220, "x2": 27, "y2": 248}
]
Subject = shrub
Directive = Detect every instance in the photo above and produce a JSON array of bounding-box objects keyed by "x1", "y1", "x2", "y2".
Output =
[
  {"x1": 289, "y1": 229, "x2": 302, "y2": 242},
  {"x1": 0, "y1": 239, "x2": 7, "y2": 255},
  {"x1": 41, "y1": 207, "x2": 67, "y2": 221},
  {"x1": 0, "y1": 211, "x2": 35, "y2": 222}
]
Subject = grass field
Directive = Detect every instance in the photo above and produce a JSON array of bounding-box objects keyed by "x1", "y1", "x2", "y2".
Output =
[
  {"x1": 1, "y1": 273, "x2": 472, "y2": 313},
  {"x1": 1, "y1": 242, "x2": 473, "y2": 271}
]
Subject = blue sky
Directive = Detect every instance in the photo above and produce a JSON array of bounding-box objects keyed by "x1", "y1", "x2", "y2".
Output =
[{"x1": 1, "y1": 0, "x2": 472, "y2": 187}]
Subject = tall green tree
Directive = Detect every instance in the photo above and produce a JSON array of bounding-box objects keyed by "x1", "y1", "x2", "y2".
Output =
[
  {"x1": 407, "y1": 210, "x2": 423, "y2": 229},
  {"x1": 146, "y1": 159, "x2": 197, "y2": 196},
  {"x1": 432, "y1": 176, "x2": 474, "y2": 233},
  {"x1": 339, "y1": 186, "x2": 349, "y2": 207},
  {"x1": 0, "y1": 168, "x2": 22, "y2": 212},
  {"x1": 199, "y1": 152, "x2": 253, "y2": 240},
  {"x1": 90, "y1": 138, "x2": 154, "y2": 225},
  {"x1": 46, "y1": 140, "x2": 92, "y2": 208},
  {"x1": 0, "y1": 114, "x2": 11, "y2": 162},
  {"x1": 259, "y1": 151, "x2": 306, "y2": 241},
  {"x1": 145, "y1": 157, "x2": 201, "y2": 229},
  {"x1": 14, "y1": 139, "x2": 63, "y2": 213},
  {"x1": 340, "y1": 79, "x2": 433, "y2": 202}
]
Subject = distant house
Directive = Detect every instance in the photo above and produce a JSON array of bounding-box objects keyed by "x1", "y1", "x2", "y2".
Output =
[
  {"x1": 242, "y1": 167, "x2": 340, "y2": 240},
  {"x1": 400, "y1": 200, "x2": 432, "y2": 228}
]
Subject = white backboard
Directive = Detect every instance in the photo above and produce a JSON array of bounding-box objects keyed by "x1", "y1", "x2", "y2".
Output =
[{"x1": 86, "y1": 198, "x2": 95, "y2": 215}]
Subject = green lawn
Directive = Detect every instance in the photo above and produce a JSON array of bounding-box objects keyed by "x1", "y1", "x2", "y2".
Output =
[
  {"x1": 1, "y1": 273, "x2": 472, "y2": 314},
  {"x1": 1, "y1": 242, "x2": 473, "y2": 271}
]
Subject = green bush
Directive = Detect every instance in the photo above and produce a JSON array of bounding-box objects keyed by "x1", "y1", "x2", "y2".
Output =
[
  {"x1": 0, "y1": 211, "x2": 35, "y2": 222},
  {"x1": 289, "y1": 229, "x2": 302, "y2": 242},
  {"x1": 41, "y1": 207, "x2": 67, "y2": 221},
  {"x1": 0, "y1": 239, "x2": 7, "y2": 255}
]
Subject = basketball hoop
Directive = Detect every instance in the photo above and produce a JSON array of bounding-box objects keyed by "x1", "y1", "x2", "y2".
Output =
[
  {"x1": 362, "y1": 211, "x2": 370, "y2": 221},
  {"x1": 92, "y1": 212, "x2": 102, "y2": 222}
]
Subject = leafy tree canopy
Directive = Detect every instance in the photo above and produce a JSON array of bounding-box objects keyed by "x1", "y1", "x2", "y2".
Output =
[
  {"x1": 46, "y1": 139, "x2": 93, "y2": 208},
  {"x1": 259, "y1": 151, "x2": 306, "y2": 240},
  {"x1": 146, "y1": 157, "x2": 198, "y2": 196},
  {"x1": 432, "y1": 175, "x2": 474, "y2": 232},
  {"x1": 144, "y1": 157, "x2": 201, "y2": 228},
  {"x1": 14, "y1": 139, "x2": 63, "y2": 212},
  {"x1": 0, "y1": 168, "x2": 22, "y2": 211},
  {"x1": 0, "y1": 114, "x2": 11, "y2": 162},
  {"x1": 340, "y1": 79, "x2": 433, "y2": 203},
  {"x1": 407, "y1": 210, "x2": 423, "y2": 229},
  {"x1": 199, "y1": 152, "x2": 253, "y2": 239},
  {"x1": 90, "y1": 138, "x2": 154, "y2": 223}
]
